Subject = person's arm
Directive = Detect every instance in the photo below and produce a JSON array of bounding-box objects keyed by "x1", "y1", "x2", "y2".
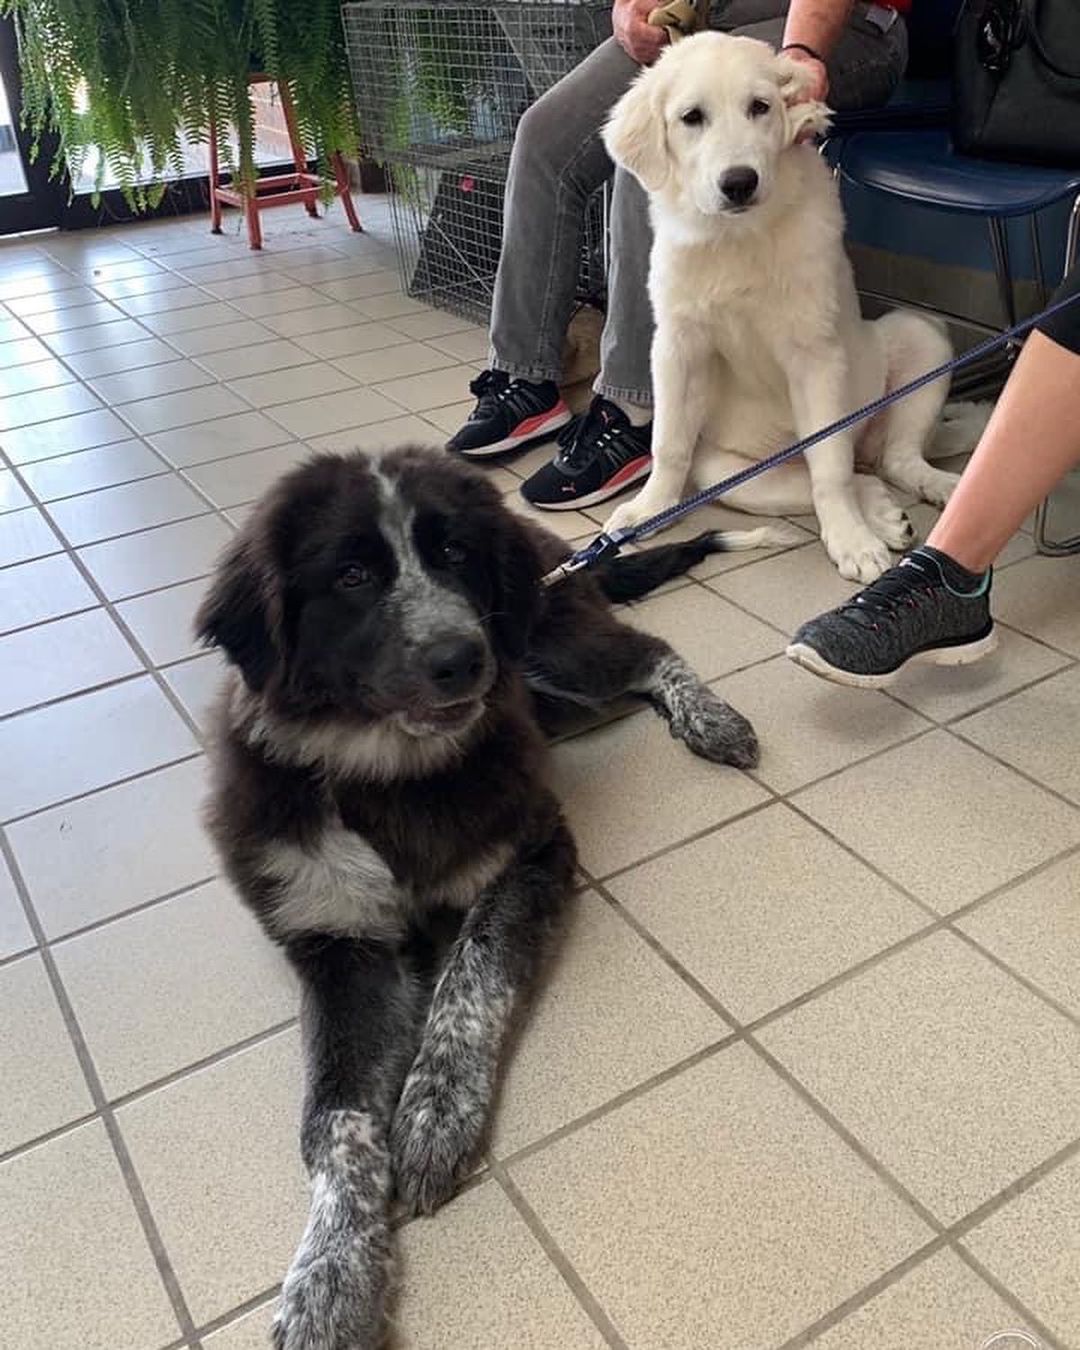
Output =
[{"x1": 780, "y1": 0, "x2": 856, "y2": 100}]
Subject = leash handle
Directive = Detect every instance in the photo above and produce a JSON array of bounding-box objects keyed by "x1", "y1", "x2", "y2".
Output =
[{"x1": 543, "y1": 286, "x2": 1080, "y2": 585}]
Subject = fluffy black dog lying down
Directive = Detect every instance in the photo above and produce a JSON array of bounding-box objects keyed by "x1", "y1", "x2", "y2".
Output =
[{"x1": 195, "y1": 446, "x2": 758, "y2": 1350}]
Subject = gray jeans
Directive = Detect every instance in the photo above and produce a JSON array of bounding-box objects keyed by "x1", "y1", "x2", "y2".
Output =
[{"x1": 488, "y1": 1, "x2": 908, "y2": 407}]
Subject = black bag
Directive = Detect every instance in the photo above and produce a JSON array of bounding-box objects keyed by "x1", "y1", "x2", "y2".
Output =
[{"x1": 953, "y1": 0, "x2": 1080, "y2": 165}]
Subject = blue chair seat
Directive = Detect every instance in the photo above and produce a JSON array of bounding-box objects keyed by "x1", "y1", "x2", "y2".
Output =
[{"x1": 828, "y1": 77, "x2": 951, "y2": 135}]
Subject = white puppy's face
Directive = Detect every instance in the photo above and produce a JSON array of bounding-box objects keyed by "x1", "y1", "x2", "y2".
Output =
[{"x1": 604, "y1": 32, "x2": 830, "y2": 220}]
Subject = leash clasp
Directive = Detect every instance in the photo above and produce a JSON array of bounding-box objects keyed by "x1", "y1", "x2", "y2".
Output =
[{"x1": 540, "y1": 532, "x2": 624, "y2": 588}]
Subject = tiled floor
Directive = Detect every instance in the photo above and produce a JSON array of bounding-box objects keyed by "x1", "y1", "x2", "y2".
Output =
[{"x1": 2, "y1": 200, "x2": 1079, "y2": 1350}]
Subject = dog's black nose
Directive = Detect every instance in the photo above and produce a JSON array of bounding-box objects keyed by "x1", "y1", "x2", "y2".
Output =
[
  {"x1": 720, "y1": 166, "x2": 759, "y2": 206},
  {"x1": 421, "y1": 635, "x2": 487, "y2": 699}
]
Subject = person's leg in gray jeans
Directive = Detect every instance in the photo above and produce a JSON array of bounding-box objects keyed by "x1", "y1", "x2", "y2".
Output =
[{"x1": 597, "y1": 3, "x2": 908, "y2": 409}]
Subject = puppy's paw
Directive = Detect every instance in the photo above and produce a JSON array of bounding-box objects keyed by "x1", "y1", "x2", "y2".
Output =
[
  {"x1": 854, "y1": 476, "x2": 915, "y2": 552},
  {"x1": 914, "y1": 466, "x2": 960, "y2": 510},
  {"x1": 668, "y1": 691, "x2": 759, "y2": 769},
  {"x1": 390, "y1": 1067, "x2": 484, "y2": 1218},
  {"x1": 272, "y1": 1230, "x2": 389, "y2": 1350},
  {"x1": 821, "y1": 521, "x2": 891, "y2": 584},
  {"x1": 605, "y1": 492, "x2": 671, "y2": 537}
]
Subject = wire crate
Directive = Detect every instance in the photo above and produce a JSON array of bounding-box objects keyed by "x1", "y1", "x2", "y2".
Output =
[{"x1": 343, "y1": 0, "x2": 612, "y2": 325}]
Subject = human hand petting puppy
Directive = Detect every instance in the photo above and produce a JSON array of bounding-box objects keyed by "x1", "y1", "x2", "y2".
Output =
[{"x1": 613, "y1": 0, "x2": 669, "y2": 65}]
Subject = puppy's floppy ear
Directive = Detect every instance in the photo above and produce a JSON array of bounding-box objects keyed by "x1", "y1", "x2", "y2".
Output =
[
  {"x1": 491, "y1": 510, "x2": 544, "y2": 662},
  {"x1": 773, "y1": 54, "x2": 831, "y2": 145},
  {"x1": 602, "y1": 67, "x2": 670, "y2": 192},
  {"x1": 194, "y1": 530, "x2": 282, "y2": 693}
]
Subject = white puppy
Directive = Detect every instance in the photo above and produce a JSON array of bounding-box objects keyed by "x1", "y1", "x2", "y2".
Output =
[{"x1": 602, "y1": 31, "x2": 967, "y2": 583}]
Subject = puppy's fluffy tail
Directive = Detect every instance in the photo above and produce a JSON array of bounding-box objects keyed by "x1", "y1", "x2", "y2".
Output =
[{"x1": 595, "y1": 524, "x2": 805, "y2": 602}]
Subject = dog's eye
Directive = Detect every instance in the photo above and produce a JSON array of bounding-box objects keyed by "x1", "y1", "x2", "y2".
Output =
[
  {"x1": 680, "y1": 106, "x2": 705, "y2": 127},
  {"x1": 748, "y1": 98, "x2": 771, "y2": 118},
  {"x1": 337, "y1": 563, "x2": 373, "y2": 590},
  {"x1": 442, "y1": 540, "x2": 468, "y2": 566}
]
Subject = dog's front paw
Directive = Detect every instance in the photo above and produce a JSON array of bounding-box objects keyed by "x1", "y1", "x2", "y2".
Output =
[
  {"x1": 668, "y1": 691, "x2": 759, "y2": 769},
  {"x1": 820, "y1": 520, "x2": 891, "y2": 584},
  {"x1": 390, "y1": 1065, "x2": 485, "y2": 1218},
  {"x1": 854, "y1": 476, "x2": 915, "y2": 553},
  {"x1": 605, "y1": 492, "x2": 669, "y2": 537},
  {"x1": 272, "y1": 1229, "x2": 389, "y2": 1350}
]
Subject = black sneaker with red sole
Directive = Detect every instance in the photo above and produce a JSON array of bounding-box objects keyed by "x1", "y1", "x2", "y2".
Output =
[
  {"x1": 520, "y1": 395, "x2": 652, "y2": 511},
  {"x1": 446, "y1": 370, "x2": 572, "y2": 459}
]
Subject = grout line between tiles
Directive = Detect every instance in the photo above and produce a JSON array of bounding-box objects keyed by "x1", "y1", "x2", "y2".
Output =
[
  {"x1": 1, "y1": 751, "x2": 203, "y2": 829},
  {"x1": 0, "y1": 1107, "x2": 102, "y2": 1168},
  {"x1": 40, "y1": 875, "x2": 220, "y2": 949},
  {"x1": 0, "y1": 827, "x2": 200, "y2": 1345},
  {"x1": 945, "y1": 1246, "x2": 1068, "y2": 1350},
  {"x1": 491, "y1": 1161, "x2": 631, "y2": 1350}
]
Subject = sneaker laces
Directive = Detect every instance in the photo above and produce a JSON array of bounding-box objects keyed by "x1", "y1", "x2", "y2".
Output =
[
  {"x1": 467, "y1": 369, "x2": 510, "y2": 423},
  {"x1": 555, "y1": 397, "x2": 639, "y2": 473},
  {"x1": 837, "y1": 555, "x2": 940, "y2": 626}
]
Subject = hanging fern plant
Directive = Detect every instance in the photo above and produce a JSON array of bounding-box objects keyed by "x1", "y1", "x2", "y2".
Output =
[{"x1": 2, "y1": 0, "x2": 360, "y2": 209}]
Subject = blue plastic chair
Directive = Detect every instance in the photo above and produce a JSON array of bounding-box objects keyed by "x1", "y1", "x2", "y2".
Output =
[{"x1": 836, "y1": 128, "x2": 1080, "y2": 554}]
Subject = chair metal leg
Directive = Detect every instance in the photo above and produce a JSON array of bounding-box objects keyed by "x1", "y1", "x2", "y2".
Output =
[
  {"x1": 1033, "y1": 192, "x2": 1080, "y2": 556},
  {"x1": 987, "y1": 216, "x2": 1017, "y2": 327}
]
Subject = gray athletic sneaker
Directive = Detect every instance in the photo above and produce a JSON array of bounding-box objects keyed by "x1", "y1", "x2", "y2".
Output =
[{"x1": 786, "y1": 546, "x2": 996, "y2": 689}]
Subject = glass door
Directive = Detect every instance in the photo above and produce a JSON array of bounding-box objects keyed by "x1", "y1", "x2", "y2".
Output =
[{"x1": 0, "y1": 15, "x2": 64, "y2": 234}]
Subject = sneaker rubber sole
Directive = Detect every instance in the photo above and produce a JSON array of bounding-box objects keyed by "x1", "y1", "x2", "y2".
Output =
[
  {"x1": 523, "y1": 455, "x2": 652, "y2": 512},
  {"x1": 454, "y1": 405, "x2": 573, "y2": 460},
  {"x1": 785, "y1": 626, "x2": 998, "y2": 690}
]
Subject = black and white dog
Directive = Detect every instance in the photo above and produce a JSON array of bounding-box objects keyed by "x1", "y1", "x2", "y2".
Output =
[{"x1": 196, "y1": 446, "x2": 758, "y2": 1349}]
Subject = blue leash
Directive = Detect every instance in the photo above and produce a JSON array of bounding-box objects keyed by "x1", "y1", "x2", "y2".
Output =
[{"x1": 540, "y1": 287, "x2": 1080, "y2": 587}]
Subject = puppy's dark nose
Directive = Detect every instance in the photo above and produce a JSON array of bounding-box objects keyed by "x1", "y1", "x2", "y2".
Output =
[
  {"x1": 421, "y1": 635, "x2": 487, "y2": 700},
  {"x1": 720, "y1": 166, "x2": 759, "y2": 206}
]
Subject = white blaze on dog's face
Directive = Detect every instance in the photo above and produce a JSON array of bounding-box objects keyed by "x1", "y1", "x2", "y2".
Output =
[{"x1": 603, "y1": 32, "x2": 830, "y2": 220}]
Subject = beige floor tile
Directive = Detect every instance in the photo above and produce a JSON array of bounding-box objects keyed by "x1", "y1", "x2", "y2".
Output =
[
  {"x1": 956, "y1": 666, "x2": 1080, "y2": 805},
  {"x1": 182, "y1": 443, "x2": 312, "y2": 510},
  {"x1": 709, "y1": 541, "x2": 860, "y2": 634},
  {"x1": 8, "y1": 757, "x2": 216, "y2": 937},
  {"x1": 20, "y1": 439, "x2": 166, "y2": 501},
  {"x1": 150, "y1": 409, "x2": 293, "y2": 467},
  {"x1": 24, "y1": 299, "x2": 122, "y2": 335},
  {"x1": 142, "y1": 301, "x2": 240, "y2": 336},
  {"x1": 203, "y1": 270, "x2": 299, "y2": 300},
  {"x1": 195, "y1": 339, "x2": 317, "y2": 382},
  {"x1": 963, "y1": 1152, "x2": 1080, "y2": 1348},
  {"x1": 387, "y1": 310, "x2": 476, "y2": 341},
  {"x1": 226, "y1": 362, "x2": 355, "y2": 409},
  {"x1": 610, "y1": 803, "x2": 926, "y2": 1023},
  {"x1": 794, "y1": 731, "x2": 1080, "y2": 912},
  {"x1": 120, "y1": 384, "x2": 249, "y2": 436},
  {"x1": 812, "y1": 1248, "x2": 1038, "y2": 1350},
  {"x1": 55, "y1": 879, "x2": 295, "y2": 1097},
  {"x1": 0, "y1": 1120, "x2": 179, "y2": 1350},
  {"x1": 958, "y1": 853, "x2": 1080, "y2": 1018},
  {"x1": 162, "y1": 652, "x2": 227, "y2": 728},
  {"x1": 760, "y1": 932, "x2": 1080, "y2": 1222},
  {"x1": 78, "y1": 513, "x2": 233, "y2": 599},
  {"x1": 0, "y1": 954, "x2": 92, "y2": 1152},
  {"x1": 295, "y1": 321, "x2": 414, "y2": 360},
  {"x1": 333, "y1": 340, "x2": 458, "y2": 385},
  {"x1": 0, "y1": 677, "x2": 198, "y2": 820},
  {"x1": 201, "y1": 1301, "x2": 277, "y2": 1349},
  {"x1": 0, "y1": 380, "x2": 101, "y2": 432},
  {"x1": 6, "y1": 284, "x2": 100, "y2": 317},
  {"x1": 429, "y1": 327, "x2": 490, "y2": 362},
  {"x1": 357, "y1": 291, "x2": 428, "y2": 321},
  {"x1": 624, "y1": 585, "x2": 786, "y2": 681},
  {"x1": 420, "y1": 398, "x2": 476, "y2": 437},
  {"x1": 502, "y1": 489, "x2": 598, "y2": 543},
  {"x1": 993, "y1": 556, "x2": 1080, "y2": 658},
  {"x1": 116, "y1": 578, "x2": 207, "y2": 665},
  {"x1": 0, "y1": 855, "x2": 33, "y2": 960},
  {"x1": 375, "y1": 364, "x2": 475, "y2": 413},
  {"x1": 166, "y1": 318, "x2": 277, "y2": 357},
  {"x1": 63, "y1": 336, "x2": 181, "y2": 379},
  {"x1": 0, "y1": 314, "x2": 28, "y2": 343},
  {"x1": 0, "y1": 554, "x2": 96, "y2": 634},
  {"x1": 95, "y1": 272, "x2": 193, "y2": 301},
  {"x1": 549, "y1": 710, "x2": 768, "y2": 877},
  {"x1": 885, "y1": 625, "x2": 1073, "y2": 724},
  {"x1": 512, "y1": 1044, "x2": 930, "y2": 1350},
  {"x1": 45, "y1": 317, "x2": 149, "y2": 355},
  {"x1": 115, "y1": 285, "x2": 215, "y2": 317},
  {"x1": 269, "y1": 387, "x2": 402, "y2": 438},
  {"x1": 0, "y1": 334, "x2": 53, "y2": 367},
  {"x1": 49, "y1": 474, "x2": 208, "y2": 547},
  {"x1": 390, "y1": 1182, "x2": 607, "y2": 1350},
  {"x1": 712, "y1": 655, "x2": 930, "y2": 793},
  {"x1": 226, "y1": 285, "x2": 324, "y2": 318},
  {"x1": 0, "y1": 355, "x2": 75, "y2": 397},
  {"x1": 0, "y1": 506, "x2": 62, "y2": 567},
  {"x1": 305, "y1": 414, "x2": 442, "y2": 456},
  {"x1": 492, "y1": 891, "x2": 724, "y2": 1156},
  {"x1": 324, "y1": 271, "x2": 406, "y2": 304},
  {"x1": 0, "y1": 609, "x2": 140, "y2": 717},
  {"x1": 2, "y1": 407, "x2": 131, "y2": 464},
  {"x1": 117, "y1": 1029, "x2": 307, "y2": 1323},
  {"x1": 264, "y1": 302, "x2": 365, "y2": 339},
  {"x1": 0, "y1": 469, "x2": 30, "y2": 513},
  {"x1": 89, "y1": 357, "x2": 215, "y2": 405}
]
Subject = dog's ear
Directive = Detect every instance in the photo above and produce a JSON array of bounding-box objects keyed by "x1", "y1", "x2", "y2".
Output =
[
  {"x1": 491, "y1": 511, "x2": 544, "y2": 662},
  {"x1": 603, "y1": 68, "x2": 670, "y2": 192},
  {"x1": 773, "y1": 54, "x2": 832, "y2": 144},
  {"x1": 194, "y1": 531, "x2": 282, "y2": 693}
]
